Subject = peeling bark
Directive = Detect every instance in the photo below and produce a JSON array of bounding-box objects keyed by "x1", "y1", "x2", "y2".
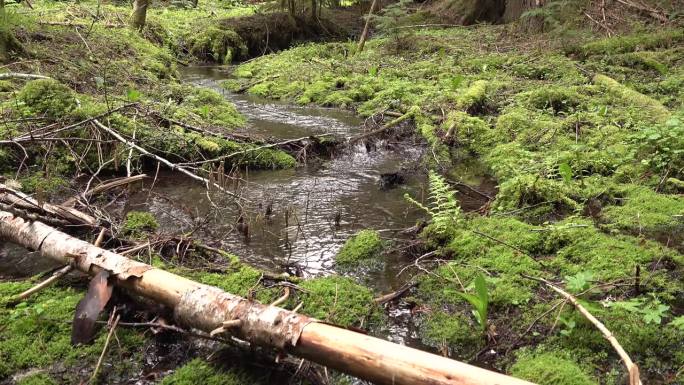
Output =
[{"x1": 0, "y1": 211, "x2": 535, "y2": 385}]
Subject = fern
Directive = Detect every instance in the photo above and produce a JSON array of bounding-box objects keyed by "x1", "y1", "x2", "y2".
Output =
[{"x1": 405, "y1": 171, "x2": 462, "y2": 234}]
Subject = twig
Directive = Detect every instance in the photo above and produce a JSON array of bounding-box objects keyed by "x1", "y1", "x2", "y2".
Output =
[
  {"x1": 89, "y1": 313, "x2": 120, "y2": 384},
  {"x1": 373, "y1": 282, "x2": 417, "y2": 304},
  {"x1": 63, "y1": 174, "x2": 147, "y2": 207},
  {"x1": 347, "y1": 110, "x2": 415, "y2": 143},
  {"x1": 12, "y1": 265, "x2": 74, "y2": 302},
  {"x1": 270, "y1": 287, "x2": 291, "y2": 307},
  {"x1": 521, "y1": 274, "x2": 642, "y2": 385}
]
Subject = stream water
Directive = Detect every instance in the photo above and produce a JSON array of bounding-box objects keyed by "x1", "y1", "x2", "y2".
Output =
[{"x1": 124, "y1": 66, "x2": 431, "y2": 291}]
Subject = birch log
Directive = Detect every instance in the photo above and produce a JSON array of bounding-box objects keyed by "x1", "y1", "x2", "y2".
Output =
[{"x1": 0, "y1": 211, "x2": 534, "y2": 385}]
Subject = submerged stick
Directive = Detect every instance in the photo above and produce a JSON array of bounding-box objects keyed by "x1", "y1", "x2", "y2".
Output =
[
  {"x1": 522, "y1": 274, "x2": 642, "y2": 385},
  {"x1": 0, "y1": 211, "x2": 534, "y2": 385}
]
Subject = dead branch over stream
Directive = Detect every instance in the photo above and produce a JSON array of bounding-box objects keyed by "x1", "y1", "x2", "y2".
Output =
[{"x1": 0, "y1": 210, "x2": 534, "y2": 385}]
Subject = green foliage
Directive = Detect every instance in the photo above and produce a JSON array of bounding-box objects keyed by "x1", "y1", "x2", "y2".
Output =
[
  {"x1": 160, "y1": 359, "x2": 255, "y2": 385},
  {"x1": 406, "y1": 171, "x2": 462, "y2": 238},
  {"x1": 564, "y1": 271, "x2": 593, "y2": 294},
  {"x1": 335, "y1": 229, "x2": 384, "y2": 267},
  {"x1": 607, "y1": 296, "x2": 670, "y2": 325},
  {"x1": 631, "y1": 112, "x2": 684, "y2": 178},
  {"x1": 121, "y1": 211, "x2": 159, "y2": 238},
  {"x1": 372, "y1": 0, "x2": 417, "y2": 52},
  {"x1": 455, "y1": 274, "x2": 489, "y2": 331},
  {"x1": 510, "y1": 350, "x2": 597, "y2": 385}
]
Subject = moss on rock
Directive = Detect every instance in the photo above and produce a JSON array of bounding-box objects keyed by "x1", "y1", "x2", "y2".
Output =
[
  {"x1": 335, "y1": 229, "x2": 384, "y2": 268},
  {"x1": 122, "y1": 211, "x2": 159, "y2": 238}
]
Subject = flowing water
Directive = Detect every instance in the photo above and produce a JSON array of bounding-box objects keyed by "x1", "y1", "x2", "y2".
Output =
[{"x1": 125, "y1": 66, "x2": 430, "y2": 293}]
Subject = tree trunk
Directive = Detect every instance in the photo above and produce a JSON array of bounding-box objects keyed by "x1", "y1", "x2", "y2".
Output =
[
  {"x1": 356, "y1": 0, "x2": 378, "y2": 53},
  {"x1": 310, "y1": 0, "x2": 317, "y2": 20},
  {"x1": 129, "y1": 0, "x2": 149, "y2": 31},
  {"x1": 0, "y1": 211, "x2": 535, "y2": 385}
]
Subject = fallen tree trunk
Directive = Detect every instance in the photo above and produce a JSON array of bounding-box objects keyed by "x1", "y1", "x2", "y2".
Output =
[{"x1": 0, "y1": 211, "x2": 534, "y2": 385}]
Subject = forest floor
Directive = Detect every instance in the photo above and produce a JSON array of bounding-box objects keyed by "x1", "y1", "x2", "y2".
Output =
[{"x1": 1, "y1": 0, "x2": 684, "y2": 384}]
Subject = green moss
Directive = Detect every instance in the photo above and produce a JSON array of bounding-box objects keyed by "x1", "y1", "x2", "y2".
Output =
[
  {"x1": 510, "y1": 350, "x2": 597, "y2": 385},
  {"x1": 443, "y1": 111, "x2": 493, "y2": 155},
  {"x1": 0, "y1": 282, "x2": 143, "y2": 381},
  {"x1": 161, "y1": 358, "x2": 256, "y2": 385},
  {"x1": 335, "y1": 229, "x2": 383, "y2": 267},
  {"x1": 16, "y1": 373, "x2": 57, "y2": 385},
  {"x1": 18, "y1": 79, "x2": 78, "y2": 118},
  {"x1": 601, "y1": 185, "x2": 684, "y2": 235},
  {"x1": 185, "y1": 27, "x2": 248, "y2": 64},
  {"x1": 121, "y1": 211, "x2": 159, "y2": 238},
  {"x1": 455, "y1": 80, "x2": 490, "y2": 110},
  {"x1": 593, "y1": 74, "x2": 670, "y2": 123},
  {"x1": 546, "y1": 218, "x2": 683, "y2": 298},
  {"x1": 420, "y1": 311, "x2": 484, "y2": 357},
  {"x1": 574, "y1": 29, "x2": 684, "y2": 57},
  {"x1": 18, "y1": 172, "x2": 68, "y2": 195},
  {"x1": 297, "y1": 276, "x2": 379, "y2": 327}
]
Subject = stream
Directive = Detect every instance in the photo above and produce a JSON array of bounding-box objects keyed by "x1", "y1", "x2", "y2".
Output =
[{"x1": 126, "y1": 66, "x2": 430, "y2": 290}]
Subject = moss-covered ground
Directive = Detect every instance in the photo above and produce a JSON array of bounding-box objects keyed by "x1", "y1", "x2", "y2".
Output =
[{"x1": 228, "y1": 22, "x2": 684, "y2": 384}]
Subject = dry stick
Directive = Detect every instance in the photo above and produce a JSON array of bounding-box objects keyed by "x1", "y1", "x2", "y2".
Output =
[
  {"x1": 89, "y1": 313, "x2": 120, "y2": 384},
  {"x1": 12, "y1": 265, "x2": 74, "y2": 302},
  {"x1": 0, "y1": 183, "x2": 97, "y2": 225},
  {"x1": 0, "y1": 72, "x2": 51, "y2": 80},
  {"x1": 347, "y1": 109, "x2": 415, "y2": 144},
  {"x1": 63, "y1": 174, "x2": 147, "y2": 207},
  {"x1": 0, "y1": 212, "x2": 534, "y2": 385},
  {"x1": 91, "y1": 119, "x2": 243, "y2": 200},
  {"x1": 373, "y1": 282, "x2": 417, "y2": 304},
  {"x1": 522, "y1": 274, "x2": 642, "y2": 385},
  {"x1": 356, "y1": 0, "x2": 378, "y2": 53}
]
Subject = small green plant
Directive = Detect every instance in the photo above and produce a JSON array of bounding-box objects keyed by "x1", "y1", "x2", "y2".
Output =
[
  {"x1": 564, "y1": 271, "x2": 593, "y2": 294},
  {"x1": 405, "y1": 171, "x2": 462, "y2": 236},
  {"x1": 608, "y1": 296, "x2": 670, "y2": 324},
  {"x1": 372, "y1": 0, "x2": 416, "y2": 52},
  {"x1": 456, "y1": 274, "x2": 489, "y2": 332},
  {"x1": 632, "y1": 113, "x2": 684, "y2": 179}
]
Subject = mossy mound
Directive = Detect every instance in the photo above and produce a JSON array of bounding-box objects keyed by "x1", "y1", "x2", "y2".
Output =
[
  {"x1": 510, "y1": 350, "x2": 597, "y2": 385},
  {"x1": 296, "y1": 275, "x2": 381, "y2": 327},
  {"x1": 122, "y1": 210, "x2": 159, "y2": 238},
  {"x1": 335, "y1": 229, "x2": 384, "y2": 268}
]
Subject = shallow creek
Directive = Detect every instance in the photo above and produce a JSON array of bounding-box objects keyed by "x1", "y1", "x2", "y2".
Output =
[{"x1": 126, "y1": 66, "x2": 430, "y2": 289}]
